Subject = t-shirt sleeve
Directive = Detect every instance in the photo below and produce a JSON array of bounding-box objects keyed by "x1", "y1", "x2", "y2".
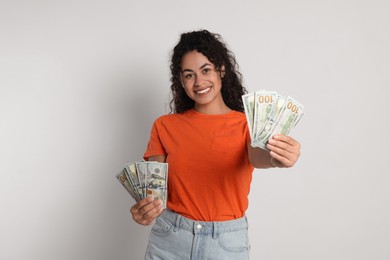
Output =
[{"x1": 143, "y1": 119, "x2": 167, "y2": 160}]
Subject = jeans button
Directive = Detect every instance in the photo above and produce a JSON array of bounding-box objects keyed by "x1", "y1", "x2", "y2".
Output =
[{"x1": 196, "y1": 224, "x2": 202, "y2": 229}]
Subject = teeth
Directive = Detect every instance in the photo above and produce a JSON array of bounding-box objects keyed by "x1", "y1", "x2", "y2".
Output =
[{"x1": 196, "y1": 87, "x2": 210, "y2": 94}]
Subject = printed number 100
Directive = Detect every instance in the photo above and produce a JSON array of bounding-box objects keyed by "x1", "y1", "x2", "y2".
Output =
[
  {"x1": 258, "y1": 96, "x2": 273, "y2": 103},
  {"x1": 287, "y1": 102, "x2": 299, "y2": 114}
]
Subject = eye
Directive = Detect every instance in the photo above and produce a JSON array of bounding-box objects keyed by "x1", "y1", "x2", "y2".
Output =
[
  {"x1": 202, "y1": 68, "x2": 211, "y2": 74},
  {"x1": 183, "y1": 73, "x2": 195, "y2": 79}
]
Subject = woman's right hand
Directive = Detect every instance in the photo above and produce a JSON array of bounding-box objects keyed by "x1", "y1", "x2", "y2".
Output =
[{"x1": 130, "y1": 197, "x2": 164, "y2": 226}]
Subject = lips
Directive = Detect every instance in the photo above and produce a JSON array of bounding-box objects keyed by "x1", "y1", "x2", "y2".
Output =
[{"x1": 195, "y1": 87, "x2": 211, "y2": 94}]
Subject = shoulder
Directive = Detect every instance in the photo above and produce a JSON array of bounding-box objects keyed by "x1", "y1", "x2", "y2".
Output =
[
  {"x1": 225, "y1": 110, "x2": 247, "y2": 123},
  {"x1": 230, "y1": 110, "x2": 246, "y2": 119},
  {"x1": 154, "y1": 112, "x2": 186, "y2": 122},
  {"x1": 152, "y1": 112, "x2": 188, "y2": 127}
]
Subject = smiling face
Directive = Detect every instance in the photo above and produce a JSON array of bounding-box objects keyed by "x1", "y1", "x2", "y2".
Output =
[{"x1": 180, "y1": 50, "x2": 228, "y2": 114}]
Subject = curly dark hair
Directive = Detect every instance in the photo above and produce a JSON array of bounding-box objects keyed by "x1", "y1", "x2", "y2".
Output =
[{"x1": 169, "y1": 30, "x2": 247, "y2": 113}]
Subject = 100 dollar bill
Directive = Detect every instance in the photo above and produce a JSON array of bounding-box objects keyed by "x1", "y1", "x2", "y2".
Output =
[
  {"x1": 243, "y1": 90, "x2": 304, "y2": 150},
  {"x1": 116, "y1": 161, "x2": 168, "y2": 208},
  {"x1": 253, "y1": 96, "x2": 304, "y2": 149},
  {"x1": 146, "y1": 162, "x2": 168, "y2": 209},
  {"x1": 242, "y1": 93, "x2": 255, "y2": 141},
  {"x1": 252, "y1": 90, "x2": 279, "y2": 145}
]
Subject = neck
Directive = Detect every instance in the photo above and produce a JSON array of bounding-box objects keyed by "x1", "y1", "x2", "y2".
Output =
[{"x1": 194, "y1": 102, "x2": 232, "y2": 115}]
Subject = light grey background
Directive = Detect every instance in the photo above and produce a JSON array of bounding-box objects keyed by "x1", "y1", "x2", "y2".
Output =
[{"x1": 1, "y1": 0, "x2": 389, "y2": 259}]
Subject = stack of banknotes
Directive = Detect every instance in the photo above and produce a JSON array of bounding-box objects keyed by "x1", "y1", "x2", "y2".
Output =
[
  {"x1": 116, "y1": 161, "x2": 168, "y2": 208},
  {"x1": 242, "y1": 90, "x2": 304, "y2": 150}
]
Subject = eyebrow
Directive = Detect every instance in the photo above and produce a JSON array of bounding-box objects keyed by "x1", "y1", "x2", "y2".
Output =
[{"x1": 181, "y1": 63, "x2": 212, "y2": 73}]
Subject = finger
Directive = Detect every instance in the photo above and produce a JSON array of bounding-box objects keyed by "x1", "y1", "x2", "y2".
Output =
[
  {"x1": 272, "y1": 134, "x2": 300, "y2": 148},
  {"x1": 136, "y1": 200, "x2": 164, "y2": 225},
  {"x1": 267, "y1": 141, "x2": 291, "y2": 158},
  {"x1": 267, "y1": 135, "x2": 301, "y2": 168},
  {"x1": 267, "y1": 138, "x2": 290, "y2": 152},
  {"x1": 130, "y1": 198, "x2": 156, "y2": 222},
  {"x1": 269, "y1": 150, "x2": 294, "y2": 168},
  {"x1": 268, "y1": 141, "x2": 300, "y2": 168},
  {"x1": 130, "y1": 197, "x2": 154, "y2": 214},
  {"x1": 132, "y1": 198, "x2": 162, "y2": 220},
  {"x1": 269, "y1": 136, "x2": 301, "y2": 154},
  {"x1": 137, "y1": 198, "x2": 162, "y2": 216},
  {"x1": 143, "y1": 203, "x2": 164, "y2": 224},
  {"x1": 138, "y1": 208, "x2": 163, "y2": 225}
]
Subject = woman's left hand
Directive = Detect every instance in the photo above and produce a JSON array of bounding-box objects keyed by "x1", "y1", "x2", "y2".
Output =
[{"x1": 266, "y1": 134, "x2": 301, "y2": 168}]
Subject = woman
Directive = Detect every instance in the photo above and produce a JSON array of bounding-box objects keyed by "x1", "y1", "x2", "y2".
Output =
[{"x1": 130, "y1": 29, "x2": 301, "y2": 259}]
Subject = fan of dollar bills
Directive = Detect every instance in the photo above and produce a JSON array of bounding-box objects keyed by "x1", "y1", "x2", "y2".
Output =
[
  {"x1": 242, "y1": 90, "x2": 304, "y2": 150},
  {"x1": 116, "y1": 161, "x2": 168, "y2": 208}
]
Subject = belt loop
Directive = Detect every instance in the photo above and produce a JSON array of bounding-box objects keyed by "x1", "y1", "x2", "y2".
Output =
[
  {"x1": 212, "y1": 222, "x2": 218, "y2": 239},
  {"x1": 173, "y1": 213, "x2": 180, "y2": 232}
]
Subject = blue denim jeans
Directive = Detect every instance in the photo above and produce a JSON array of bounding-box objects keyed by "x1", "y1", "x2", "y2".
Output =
[{"x1": 144, "y1": 209, "x2": 250, "y2": 260}]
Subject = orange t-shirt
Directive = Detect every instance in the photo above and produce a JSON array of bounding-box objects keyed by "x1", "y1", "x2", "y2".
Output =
[{"x1": 144, "y1": 109, "x2": 254, "y2": 221}]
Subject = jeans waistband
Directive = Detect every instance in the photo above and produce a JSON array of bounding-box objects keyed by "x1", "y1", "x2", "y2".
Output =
[{"x1": 159, "y1": 209, "x2": 248, "y2": 239}]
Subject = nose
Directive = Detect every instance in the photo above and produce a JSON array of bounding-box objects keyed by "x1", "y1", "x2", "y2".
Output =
[{"x1": 194, "y1": 74, "x2": 205, "y2": 87}]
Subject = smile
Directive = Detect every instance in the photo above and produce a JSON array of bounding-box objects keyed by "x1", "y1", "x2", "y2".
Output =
[{"x1": 195, "y1": 87, "x2": 211, "y2": 94}]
